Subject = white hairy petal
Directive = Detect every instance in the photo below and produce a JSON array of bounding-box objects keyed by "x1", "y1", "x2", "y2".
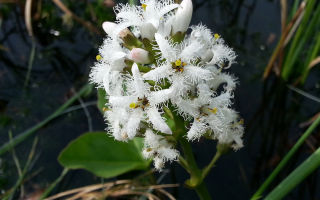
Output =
[
  {"x1": 126, "y1": 110, "x2": 143, "y2": 139},
  {"x1": 132, "y1": 63, "x2": 148, "y2": 97},
  {"x1": 180, "y1": 40, "x2": 204, "y2": 61},
  {"x1": 157, "y1": 147, "x2": 179, "y2": 161},
  {"x1": 187, "y1": 120, "x2": 207, "y2": 141},
  {"x1": 148, "y1": 88, "x2": 174, "y2": 105},
  {"x1": 144, "y1": 129, "x2": 162, "y2": 148},
  {"x1": 143, "y1": 64, "x2": 173, "y2": 81},
  {"x1": 154, "y1": 33, "x2": 176, "y2": 61},
  {"x1": 146, "y1": 107, "x2": 172, "y2": 134},
  {"x1": 109, "y1": 96, "x2": 136, "y2": 107},
  {"x1": 183, "y1": 66, "x2": 213, "y2": 83}
]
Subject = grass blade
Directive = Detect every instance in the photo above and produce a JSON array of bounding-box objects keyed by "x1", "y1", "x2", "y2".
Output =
[
  {"x1": 265, "y1": 146, "x2": 320, "y2": 200},
  {"x1": 0, "y1": 84, "x2": 92, "y2": 156},
  {"x1": 251, "y1": 114, "x2": 320, "y2": 199}
]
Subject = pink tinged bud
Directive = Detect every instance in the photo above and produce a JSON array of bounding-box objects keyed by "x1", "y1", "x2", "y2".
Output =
[
  {"x1": 172, "y1": 0, "x2": 193, "y2": 34},
  {"x1": 129, "y1": 48, "x2": 151, "y2": 64},
  {"x1": 102, "y1": 21, "x2": 117, "y2": 36}
]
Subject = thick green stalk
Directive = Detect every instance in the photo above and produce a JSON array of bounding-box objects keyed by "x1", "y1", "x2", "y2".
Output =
[
  {"x1": 251, "y1": 115, "x2": 320, "y2": 199},
  {"x1": 0, "y1": 84, "x2": 92, "y2": 156},
  {"x1": 265, "y1": 146, "x2": 320, "y2": 200},
  {"x1": 179, "y1": 138, "x2": 212, "y2": 200}
]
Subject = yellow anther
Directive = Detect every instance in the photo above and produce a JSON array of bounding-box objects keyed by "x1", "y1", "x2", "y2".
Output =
[
  {"x1": 208, "y1": 107, "x2": 218, "y2": 114},
  {"x1": 96, "y1": 54, "x2": 102, "y2": 61},
  {"x1": 214, "y1": 33, "x2": 220, "y2": 39},
  {"x1": 102, "y1": 107, "x2": 109, "y2": 112},
  {"x1": 146, "y1": 148, "x2": 153, "y2": 152},
  {"x1": 142, "y1": 4, "x2": 147, "y2": 10},
  {"x1": 175, "y1": 59, "x2": 182, "y2": 66},
  {"x1": 129, "y1": 102, "x2": 137, "y2": 109},
  {"x1": 182, "y1": 62, "x2": 187, "y2": 66},
  {"x1": 239, "y1": 119, "x2": 244, "y2": 125}
]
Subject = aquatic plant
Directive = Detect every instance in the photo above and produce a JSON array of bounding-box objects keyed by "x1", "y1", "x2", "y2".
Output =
[{"x1": 90, "y1": 0, "x2": 243, "y2": 198}]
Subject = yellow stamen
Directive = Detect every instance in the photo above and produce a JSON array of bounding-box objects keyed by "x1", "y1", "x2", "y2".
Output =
[
  {"x1": 239, "y1": 119, "x2": 244, "y2": 125},
  {"x1": 129, "y1": 102, "x2": 137, "y2": 109},
  {"x1": 208, "y1": 107, "x2": 218, "y2": 114},
  {"x1": 96, "y1": 54, "x2": 102, "y2": 61},
  {"x1": 182, "y1": 62, "x2": 187, "y2": 66},
  {"x1": 142, "y1": 4, "x2": 147, "y2": 10},
  {"x1": 175, "y1": 59, "x2": 182, "y2": 66},
  {"x1": 179, "y1": 68, "x2": 184, "y2": 72},
  {"x1": 214, "y1": 33, "x2": 220, "y2": 39},
  {"x1": 102, "y1": 107, "x2": 109, "y2": 112},
  {"x1": 146, "y1": 148, "x2": 152, "y2": 152}
]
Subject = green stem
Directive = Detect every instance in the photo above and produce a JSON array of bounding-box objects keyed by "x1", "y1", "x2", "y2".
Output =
[
  {"x1": 0, "y1": 84, "x2": 92, "y2": 156},
  {"x1": 202, "y1": 151, "x2": 222, "y2": 179},
  {"x1": 251, "y1": 114, "x2": 320, "y2": 199},
  {"x1": 179, "y1": 138, "x2": 212, "y2": 200}
]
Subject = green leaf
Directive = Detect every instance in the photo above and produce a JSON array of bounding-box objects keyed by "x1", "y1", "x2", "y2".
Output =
[{"x1": 58, "y1": 132, "x2": 150, "y2": 178}]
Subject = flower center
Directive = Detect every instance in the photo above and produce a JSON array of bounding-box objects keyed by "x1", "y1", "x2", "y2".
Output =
[
  {"x1": 142, "y1": 4, "x2": 147, "y2": 10},
  {"x1": 96, "y1": 54, "x2": 102, "y2": 61},
  {"x1": 129, "y1": 97, "x2": 149, "y2": 110},
  {"x1": 208, "y1": 107, "x2": 218, "y2": 114},
  {"x1": 172, "y1": 59, "x2": 187, "y2": 72},
  {"x1": 214, "y1": 33, "x2": 220, "y2": 40}
]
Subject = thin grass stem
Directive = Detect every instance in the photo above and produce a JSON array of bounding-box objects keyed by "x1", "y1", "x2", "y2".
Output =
[{"x1": 251, "y1": 114, "x2": 320, "y2": 199}]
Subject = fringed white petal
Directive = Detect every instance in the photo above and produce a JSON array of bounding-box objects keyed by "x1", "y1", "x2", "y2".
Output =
[
  {"x1": 187, "y1": 120, "x2": 207, "y2": 141},
  {"x1": 132, "y1": 63, "x2": 148, "y2": 97},
  {"x1": 126, "y1": 110, "x2": 143, "y2": 139},
  {"x1": 154, "y1": 33, "x2": 176, "y2": 62},
  {"x1": 109, "y1": 96, "x2": 136, "y2": 107},
  {"x1": 146, "y1": 107, "x2": 172, "y2": 134},
  {"x1": 143, "y1": 63, "x2": 173, "y2": 82},
  {"x1": 183, "y1": 66, "x2": 213, "y2": 83}
]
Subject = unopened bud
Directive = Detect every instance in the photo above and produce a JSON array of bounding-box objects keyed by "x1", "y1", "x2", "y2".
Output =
[
  {"x1": 140, "y1": 23, "x2": 157, "y2": 40},
  {"x1": 201, "y1": 50, "x2": 214, "y2": 63},
  {"x1": 102, "y1": 21, "x2": 117, "y2": 36},
  {"x1": 103, "y1": 21, "x2": 142, "y2": 49},
  {"x1": 129, "y1": 48, "x2": 151, "y2": 64},
  {"x1": 172, "y1": 0, "x2": 193, "y2": 34}
]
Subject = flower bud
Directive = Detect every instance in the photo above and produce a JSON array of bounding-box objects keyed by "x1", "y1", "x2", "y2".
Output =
[
  {"x1": 140, "y1": 23, "x2": 157, "y2": 40},
  {"x1": 129, "y1": 48, "x2": 151, "y2": 64},
  {"x1": 102, "y1": 21, "x2": 117, "y2": 36},
  {"x1": 172, "y1": 0, "x2": 193, "y2": 34},
  {"x1": 201, "y1": 49, "x2": 214, "y2": 63}
]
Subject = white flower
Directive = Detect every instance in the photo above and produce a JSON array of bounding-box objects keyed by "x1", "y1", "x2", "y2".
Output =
[
  {"x1": 90, "y1": 0, "x2": 244, "y2": 170},
  {"x1": 114, "y1": 0, "x2": 179, "y2": 40},
  {"x1": 109, "y1": 63, "x2": 172, "y2": 137},
  {"x1": 172, "y1": 0, "x2": 193, "y2": 34},
  {"x1": 143, "y1": 129, "x2": 179, "y2": 170}
]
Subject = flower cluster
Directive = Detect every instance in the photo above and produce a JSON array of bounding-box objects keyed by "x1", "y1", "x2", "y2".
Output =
[{"x1": 90, "y1": 0, "x2": 244, "y2": 170}]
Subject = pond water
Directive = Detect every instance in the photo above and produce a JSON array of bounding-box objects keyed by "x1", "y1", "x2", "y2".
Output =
[{"x1": 0, "y1": 0, "x2": 319, "y2": 199}]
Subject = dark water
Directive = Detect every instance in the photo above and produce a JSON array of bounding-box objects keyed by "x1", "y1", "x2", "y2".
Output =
[{"x1": 1, "y1": 0, "x2": 320, "y2": 199}]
